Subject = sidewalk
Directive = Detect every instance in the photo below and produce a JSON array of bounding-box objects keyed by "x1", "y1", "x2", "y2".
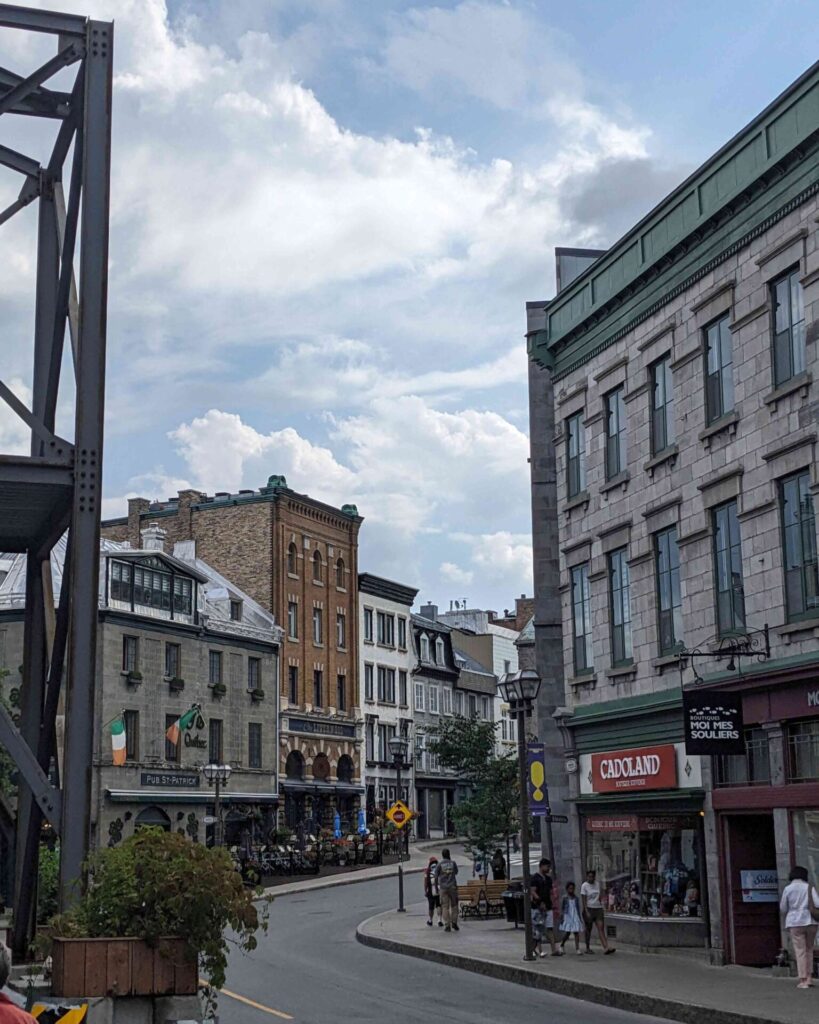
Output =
[
  {"x1": 261, "y1": 841, "x2": 472, "y2": 899},
  {"x1": 356, "y1": 901, "x2": 819, "y2": 1024}
]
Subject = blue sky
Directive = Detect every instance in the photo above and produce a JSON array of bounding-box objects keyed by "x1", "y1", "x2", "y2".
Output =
[{"x1": 1, "y1": 0, "x2": 816, "y2": 613}]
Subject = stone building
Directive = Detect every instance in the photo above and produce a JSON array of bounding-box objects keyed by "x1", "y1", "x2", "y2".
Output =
[
  {"x1": 358, "y1": 573, "x2": 418, "y2": 817},
  {"x1": 0, "y1": 527, "x2": 282, "y2": 850},
  {"x1": 101, "y1": 476, "x2": 364, "y2": 829},
  {"x1": 526, "y1": 64, "x2": 819, "y2": 964}
]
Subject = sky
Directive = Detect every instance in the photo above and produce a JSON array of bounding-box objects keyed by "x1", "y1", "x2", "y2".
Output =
[{"x1": 0, "y1": 0, "x2": 816, "y2": 613}]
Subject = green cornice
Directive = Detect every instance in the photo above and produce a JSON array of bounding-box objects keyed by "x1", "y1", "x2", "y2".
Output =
[
  {"x1": 570, "y1": 685, "x2": 682, "y2": 724},
  {"x1": 530, "y1": 61, "x2": 819, "y2": 380}
]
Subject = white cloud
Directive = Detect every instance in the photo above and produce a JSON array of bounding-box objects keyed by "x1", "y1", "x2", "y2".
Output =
[
  {"x1": 440, "y1": 561, "x2": 474, "y2": 586},
  {"x1": 0, "y1": 378, "x2": 33, "y2": 456}
]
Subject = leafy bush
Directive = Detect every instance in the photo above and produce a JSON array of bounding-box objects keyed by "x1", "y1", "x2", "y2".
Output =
[
  {"x1": 37, "y1": 845, "x2": 60, "y2": 925},
  {"x1": 52, "y1": 828, "x2": 266, "y2": 992}
]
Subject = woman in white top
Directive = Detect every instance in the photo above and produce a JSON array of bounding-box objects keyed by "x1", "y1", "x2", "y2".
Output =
[{"x1": 780, "y1": 865, "x2": 819, "y2": 989}]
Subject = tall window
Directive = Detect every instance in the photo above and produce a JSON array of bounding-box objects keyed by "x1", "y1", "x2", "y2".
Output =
[
  {"x1": 365, "y1": 719, "x2": 375, "y2": 761},
  {"x1": 209, "y1": 650, "x2": 223, "y2": 685},
  {"x1": 566, "y1": 411, "x2": 586, "y2": 497},
  {"x1": 312, "y1": 549, "x2": 322, "y2": 582},
  {"x1": 704, "y1": 315, "x2": 734, "y2": 424},
  {"x1": 399, "y1": 670, "x2": 408, "y2": 706},
  {"x1": 247, "y1": 657, "x2": 261, "y2": 692},
  {"x1": 248, "y1": 723, "x2": 262, "y2": 769},
  {"x1": 456, "y1": 691, "x2": 464, "y2": 716},
  {"x1": 288, "y1": 665, "x2": 298, "y2": 705},
  {"x1": 414, "y1": 681, "x2": 425, "y2": 712},
  {"x1": 165, "y1": 713, "x2": 179, "y2": 762},
  {"x1": 336, "y1": 674, "x2": 346, "y2": 711},
  {"x1": 312, "y1": 607, "x2": 323, "y2": 644},
  {"x1": 287, "y1": 542, "x2": 298, "y2": 575},
  {"x1": 715, "y1": 728, "x2": 770, "y2": 787},
  {"x1": 787, "y1": 719, "x2": 819, "y2": 783},
  {"x1": 377, "y1": 666, "x2": 395, "y2": 703},
  {"x1": 398, "y1": 617, "x2": 407, "y2": 649},
  {"x1": 420, "y1": 634, "x2": 430, "y2": 661},
  {"x1": 772, "y1": 267, "x2": 805, "y2": 387},
  {"x1": 364, "y1": 663, "x2": 374, "y2": 700},
  {"x1": 377, "y1": 611, "x2": 395, "y2": 646},
  {"x1": 650, "y1": 355, "x2": 675, "y2": 454},
  {"x1": 468, "y1": 693, "x2": 477, "y2": 718},
  {"x1": 313, "y1": 669, "x2": 323, "y2": 707},
  {"x1": 164, "y1": 642, "x2": 180, "y2": 679},
  {"x1": 481, "y1": 696, "x2": 489, "y2": 719},
  {"x1": 208, "y1": 718, "x2": 223, "y2": 763},
  {"x1": 435, "y1": 637, "x2": 445, "y2": 665},
  {"x1": 655, "y1": 526, "x2": 683, "y2": 652},
  {"x1": 605, "y1": 386, "x2": 627, "y2": 479},
  {"x1": 608, "y1": 547, "x2": 632, "y2": 666},
  {"x1": 110, "y1": 561, "x2": 133, "y2": 603},
  {"x1": 336, "y1": 612, "x2": 346, "y2": 648},
  {"x1": 443, "y1": 687, "x2": 452, "y2": 715},
  {"x1": 363, "y1": 607, "x2": 373, "y2": 641},
  {"x1": 781, "y1": 470, "x2": 819, "y2": 621},
  {"x1": 122, "y1": 635, "x2": 138, "y2": 672},
  {"x1": 123, "y1": 709, "x2": 139, "y2": 762},
  {"x1": 428, "y1": 686, "x2": 439, "y2": 715},
  {"x1": 713, "y1": 500, "x2": 745, "y2": 634},
  {"x1": 287, "y1": 601, "x2": 298, "y2": 639},
  {"x1": 336, "y1": 558, "x2": 345, "y2": 588},
  {"x1": 571, "y1": 563, "x2": 592, "y2": 673}
]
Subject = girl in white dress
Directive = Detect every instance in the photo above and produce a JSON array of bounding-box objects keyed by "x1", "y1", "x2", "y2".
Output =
[{"x1": 560, "y1": 881, "x2": 584, "y2": 953}]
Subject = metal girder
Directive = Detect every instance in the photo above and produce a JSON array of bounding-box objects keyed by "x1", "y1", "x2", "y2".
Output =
[{"x1": 0, "y1": 4, "x2": 113, "y2": 955}]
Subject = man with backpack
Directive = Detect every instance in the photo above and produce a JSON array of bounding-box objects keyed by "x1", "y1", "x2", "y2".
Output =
[{"x1": 435, "y1": 848, "x2": 460, "y2": 932}]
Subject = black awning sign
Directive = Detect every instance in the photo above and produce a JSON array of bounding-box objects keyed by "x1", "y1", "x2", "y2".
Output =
[{"x1": 683, "y1": 690, "x2": 745, "y2": 755}]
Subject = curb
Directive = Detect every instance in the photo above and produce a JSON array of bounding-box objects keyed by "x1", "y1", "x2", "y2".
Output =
[
  {"x1": 262, "y1": 864, "x2": 426, "y2": 900},
  {"x1": 354, "y1": 917, "x2": 789, "y2": 1024}
]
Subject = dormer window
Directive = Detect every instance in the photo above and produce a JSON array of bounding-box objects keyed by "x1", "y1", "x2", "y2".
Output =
[
  {"x1": 230, "y1": 599, "x2": 243, "y2": 621},
  {"x1": 420, "y1": 634, "x2": 430, "y2": 662},
  {"x1": 313, "y1": 550, "x2": 323, "y2": 583},
  {"x1": 109, "y1": 558, "x2": 193, "y2": 618},
  {"x1": 436, "y1": 637, "x2": 445, "y2": 665}
]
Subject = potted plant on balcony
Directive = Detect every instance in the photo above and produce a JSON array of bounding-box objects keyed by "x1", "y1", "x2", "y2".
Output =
[
  {"x1": 168, "y1": 676, "x2": 185, "y2": 693},
  {"x1": 48, "y1": 827, "x2": 265, "y2": 1012},
  {"x1": 125, "y1": 669, "x2": 142, "y2": 686},
  {"x1": 250, "y1": 688, "x2": 265, "y2": 702},
  {"x1": 211, "y1": 682, "x2": 227, "y2": 698}
]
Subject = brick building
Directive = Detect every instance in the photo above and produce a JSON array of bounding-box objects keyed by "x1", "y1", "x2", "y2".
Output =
[
  {"x1": 102, "y1": 475, "x2": 364, "y2": 828},
  {"x1": 525, "y1": 64, "x2": 819, "y2": 963}
]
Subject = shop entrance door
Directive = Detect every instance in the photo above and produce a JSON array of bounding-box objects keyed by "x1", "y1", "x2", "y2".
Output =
[{"x1": 724, "y1": 814, "x2": 780, "y2": 966}]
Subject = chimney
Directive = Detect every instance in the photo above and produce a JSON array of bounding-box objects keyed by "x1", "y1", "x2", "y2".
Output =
[
  {"x1": 419, "y1": 603, "x2": 438, "y2": 621},
  {"x1": 127, "y1": 497, "x2": 150, "y2": 548},
  {"x1": 140, "y1": 524, "x2": 166, "y2": 552}
]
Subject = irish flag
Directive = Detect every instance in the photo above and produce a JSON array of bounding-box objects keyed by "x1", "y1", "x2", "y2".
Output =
[
  {"x1": 111, "y1": 716, "x2": 126, "y2": 766},
  {"x1": 166, "y1": 706, "x2": 199, "y2": 748}
]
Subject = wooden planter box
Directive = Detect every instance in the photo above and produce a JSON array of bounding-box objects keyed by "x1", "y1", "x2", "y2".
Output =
[{"x1": 51, "y1": 937, "x2": 197, "y2": 997}]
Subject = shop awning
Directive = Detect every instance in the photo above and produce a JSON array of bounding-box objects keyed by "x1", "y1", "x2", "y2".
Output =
[
  {"x1": 280, "y1": 780, "x2": 364, "y2": 794},
  {"x1": 106, "y1": 789, "x2": 280, "y2": 804}
]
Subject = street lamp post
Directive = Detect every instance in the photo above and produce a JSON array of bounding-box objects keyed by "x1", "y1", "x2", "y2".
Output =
[
  {"x1": 498, "y1": 670, "x2": 542, "y2": 962},
  {"x1": 388, "y1": 734, "x2": 410, "y2": 913},
  {"x1": 203, "y1": 763, "x2": 232, "y2": 847}
]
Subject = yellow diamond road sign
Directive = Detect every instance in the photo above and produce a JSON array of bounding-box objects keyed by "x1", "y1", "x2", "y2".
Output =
[{"x1": 386, "y1": 799, "x2": 412, "y2": 828}]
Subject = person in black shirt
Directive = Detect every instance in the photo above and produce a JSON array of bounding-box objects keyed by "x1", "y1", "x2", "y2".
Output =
[{"x1": 530, "y1": 858, "x2": 561, "y2": 956}]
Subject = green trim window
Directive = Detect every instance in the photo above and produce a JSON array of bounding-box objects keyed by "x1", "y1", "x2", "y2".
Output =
[
  {"x1": 566, "y1": 412, "x2": 586, "y2": 498},
  {"x1": 650, "y1": 355, "x2": 675, "y2": 455},
  {"x1": 608, "y1": 547, "x2": 632, "y2": 666},
  {"x1": 604, "y1": 386, "x2": 627, "y2": 479},
  {"x1": 655, "y1": 526, "x2": 682, "y2": 653},
  {"x1": 704, "y1": 315, "x2": 734, "y2": 424},
  {"x1": 571, "y1": 563, "x2": 592, "y2": 674},
  {"x1": 772, "y1": 267, "x2": 805, "y2": 387},
  {"x1": 248, "y1": 723, "x2": 262, "y2": 769},
  {"x1": 780, "y1": 470, "x2": 819, "y2": 621},
  {"x1": 713, "y1": 500, "x2": 745, "y2": 634}
]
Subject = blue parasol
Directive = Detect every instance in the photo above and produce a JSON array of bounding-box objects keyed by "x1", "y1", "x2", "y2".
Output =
[{"x1": 333, "y1": 811, "x2": 342, "y2": 839}]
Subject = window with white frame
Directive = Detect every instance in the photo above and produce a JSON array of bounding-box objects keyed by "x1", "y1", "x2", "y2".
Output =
[
  {"x1": 397, "y1": 616, "x2": 407, "y2": 649},
  {"x1": 377, "y1": 666, "x2": 396, "y2": 703},
  {"x1": 481, "y1": 696, "x2": 489, "y2": 719},
  {"x1": 456, "y1": 691, "x2": 464, "y2": 716},
  {"x1": 377, "y1": 611, "x2": 395, "y2": 646},
  {"x1": 365, "y1": 719, "x2": 375, "y2": 761},
  {"x1": 364, "y1": 663, "x2": 374, "y2": 700},
  {"x1": 428, "y1": 685, "x2": 440, "y2": 715},
  {"x1": 420, "y1": 634, "x2": 430, "y2": 661},
  {"x1": 435, "y1": 637, "x2": 445, "y2": 665},
  {"x1": 398, "y1": 670, "x2": 408, "y2": 706},
  {"x1": 363, "y1": 607, "x2": 373, "y2": 642},
  {"x1": 443, "y1": 688, "x2": 453, "y2": 715},
  {"x1": 414, "y1": 681, "x2": 425, "y2": 712}
]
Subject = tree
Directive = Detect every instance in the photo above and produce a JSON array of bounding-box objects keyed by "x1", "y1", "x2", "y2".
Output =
[
  {"x1": 0, "y1": 668, "x2": 17, "y2": 800},
  {"x1": 428, "y1": 715, "x2": 519, "y2": 864}
]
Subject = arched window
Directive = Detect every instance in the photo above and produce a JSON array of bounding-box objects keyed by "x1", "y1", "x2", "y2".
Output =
[
  {"x1": 135, "y1": 806, "x2": 171, "y2": 832},
  {"x1": 287, "y1": 543, "x2": 298, "y2": 575},
  {"x1": 436, "y1": 637, "x2": 445, "y2": 665},
  {"x1": 312, "y1": 753, "x2": 331, "y2": 781},
  {"x1": 420, "y1": 635, "x2": 430, "y2": 662},
  {"x1": 285, "y1": 750, "x2": 305, "y2": 780},
  {"x1": 312, "y1": 549, "x2": 323, "y2": 582},
  {"x1": 337, "y1": 754, "x2": 354, "y2": 783},
  {"x1": 336, "y1": 557, "x2": 345, "y2": 589}
]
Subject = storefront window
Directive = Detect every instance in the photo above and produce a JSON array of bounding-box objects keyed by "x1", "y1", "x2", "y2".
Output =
[
  {"x1": 585, "y1": 815, "x2": 703, "y2": 918},
  {"x1": 787, "y1": 718, "x2": 819, "y2": 783},
  {"x1": 714, "y1": 728, "x2": 771, "y2": 787},
  {"x1": 792, "y1": 810, "x2": 819, "y2": 886}
]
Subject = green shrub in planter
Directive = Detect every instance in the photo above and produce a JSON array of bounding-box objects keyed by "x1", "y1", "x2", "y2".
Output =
[
  {"x1": 212, "y1": 682, "x2": 227, "y2": 698},
  {"x1": 250, "y1": 688, "x2": 265, "y2": 701},
  {"x1": 126, "y1": 670, "x2": 143, "y2": 685},
  {"x1": 50, "y1": 828, "x2": 266, "y2": 996}
]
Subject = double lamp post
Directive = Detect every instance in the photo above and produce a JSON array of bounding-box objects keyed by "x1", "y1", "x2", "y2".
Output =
[
  {"x1": 498, "y1": 669, "x2": 542, "y2": 963},
  {"x1": 203, "y1": 762, "x2": 232, "y2": 847}
]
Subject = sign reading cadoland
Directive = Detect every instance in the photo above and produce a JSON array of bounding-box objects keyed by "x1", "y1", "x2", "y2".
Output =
[
  {"x1": 683, "y1": 690, "x2": 745, "y2": 755},
  {"x1": 590, "y1": 744, "x2": 677, "y2": 793}
]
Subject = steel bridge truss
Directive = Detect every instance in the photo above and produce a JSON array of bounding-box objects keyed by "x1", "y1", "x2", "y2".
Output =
[{"x1": 0, "y1": 4, "x2": 112, "y2": 956}]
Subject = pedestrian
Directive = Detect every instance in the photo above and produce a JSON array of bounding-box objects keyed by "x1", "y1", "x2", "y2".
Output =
[
  {"x1": 530, "y1": 858, "x2": 561, "y2": 957},
  {"x1": 491, "y1": 848, "x2": 507, "y2": 881},
  {"x1": 559, "y1": 881, "x2": 584, "y2": 954},
  {"x1": 0, "y1": 943, "x2": 36, "y2": 1022},
  {"x1": 581, "y1": 869, "x2": 615, "y2": 954},
  {"x1": 780, "y1": 865, "x2": 819, "y2": 989},
  {"x1": 424, "y1": 856, "x2": 443, "y2": 928},
  {"x1": 436, "y1": 847, "x2": 460, "y2": 933},
  {"x1": 473, "y1": 850, "x2": 487, "y2": 880}
]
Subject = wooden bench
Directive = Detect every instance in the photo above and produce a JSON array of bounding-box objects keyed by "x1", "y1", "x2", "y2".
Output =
[{"x1": 459, "y1": 879, "x2": 508, "y2": 919}]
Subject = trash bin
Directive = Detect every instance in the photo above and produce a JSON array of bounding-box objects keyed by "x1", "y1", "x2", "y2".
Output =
[{"x1": 502, "y1": 883, "x2": 524, "y2": 928}]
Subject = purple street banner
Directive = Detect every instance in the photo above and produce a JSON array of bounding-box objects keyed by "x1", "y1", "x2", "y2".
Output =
[{"x1": 526, "y1": 741, "x2": 550, "y2": 817}]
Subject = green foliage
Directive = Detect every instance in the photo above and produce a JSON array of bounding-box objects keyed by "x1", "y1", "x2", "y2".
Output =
[
  {"x1": 51, "y1": 828, "x2": 266, "y2": 993},
  {"x1": 37, "y1": 844, "x2": 60, "y2": 925},
  {"x1": 0, "y1": 669, "x2": 16, "y2": 800},
  {"x1": 429, "y1": 715, "x2": 519, "y2": 860}
]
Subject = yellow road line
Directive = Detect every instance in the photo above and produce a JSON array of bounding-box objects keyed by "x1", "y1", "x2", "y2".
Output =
[{"x1": 199, "y1": 980, "x2": 294, "y2": 1020}]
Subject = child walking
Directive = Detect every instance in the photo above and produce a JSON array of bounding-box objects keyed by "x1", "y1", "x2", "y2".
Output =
[
  {"x1": 424, "y1": 856, "x2": 443, "y2": 927},
  {"x1": 560, "y1": 881, "x2": 584, "y2": 954}
]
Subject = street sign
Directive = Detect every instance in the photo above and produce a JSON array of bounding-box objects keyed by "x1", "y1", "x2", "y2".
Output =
[
  {"x1": 544, "y1": 814, "x2": 568, "y2": 823},
  {"x1": 386, "y1": 799, "x2": 412, "y2": 829},
  {"x1": 202, "y1": 815, "x2": 217, "y2": 825}
]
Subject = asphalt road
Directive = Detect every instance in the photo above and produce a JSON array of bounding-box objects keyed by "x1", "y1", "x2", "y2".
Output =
[{"x1": 223, "y1": 876, "x2": 665, "y2": 1024}]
